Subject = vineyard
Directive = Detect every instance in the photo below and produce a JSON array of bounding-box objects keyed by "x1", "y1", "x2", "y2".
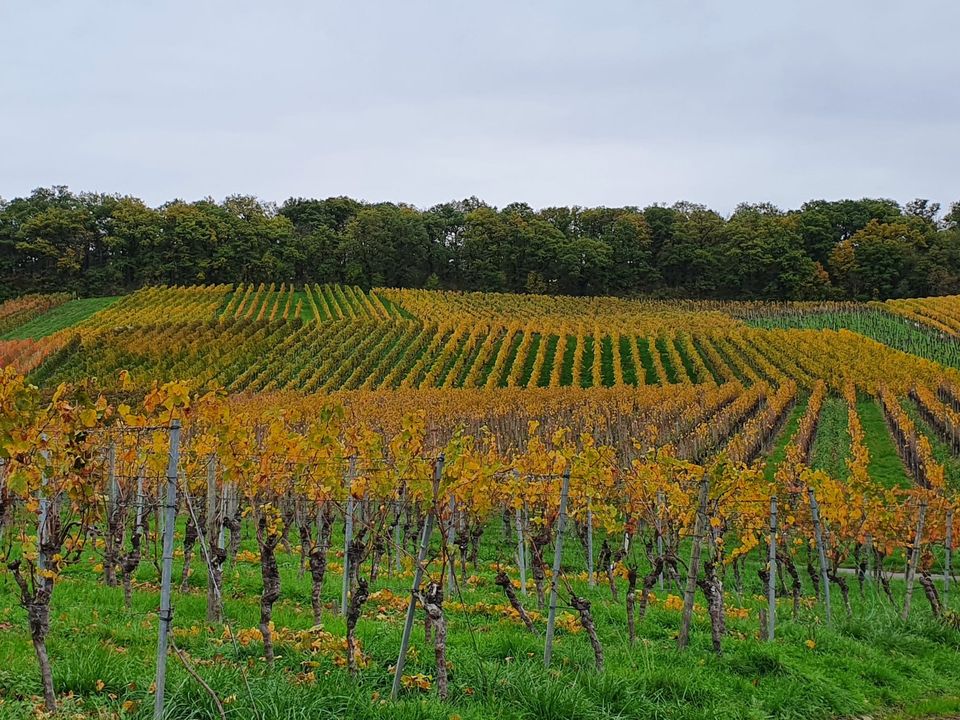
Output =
[{"x1": 5, "y1": 286, "x2": 960, "y2": 719}]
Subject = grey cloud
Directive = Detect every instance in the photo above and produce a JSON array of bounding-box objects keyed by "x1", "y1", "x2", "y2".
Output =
[{"x1": 1, "y1": 0, "x2": 958, "y2": 213}]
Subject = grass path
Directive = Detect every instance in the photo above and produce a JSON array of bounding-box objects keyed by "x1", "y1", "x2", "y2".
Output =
[
  {"x1": 810, "y1": 397, "x2": 851, "y2": 479},
  {"x1": 858, "y1": 398, "x2": 913, "y2": 489}
]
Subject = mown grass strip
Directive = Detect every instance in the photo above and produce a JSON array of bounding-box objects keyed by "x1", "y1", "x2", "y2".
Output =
[
  {"x1": 580, "y1": 335, "x2": 596, "y2": 387},
  {"x1": 673, "y1": 337, "x2": 698, "y2": 383},
  {"x1": 655, "y1": 337, "x2": 679, "y2": 384},
  {"x1": 600, "y1": 335, "x2": 615, "y2": 387},
  {"x1": 559, "y1": 335, "x2": 576, "y2": 386},
  {"x1": 537, "y1": 335, "x2": 559, "y2": 387},
  {"x1": 810, "y1": 397, "x2": 851, "y2": 480},
  {"x1": 518, "y1": 333, "x2": 541, "y2": 387},
  {"x1": 635, "y1": 337, "x2": 657, "y2": 384},
  {"x1": 619, "y1": 336, "x2": 638, "y2": 386},
  {"x1": 859, "y1": 398, "x2": 912, "y2": 489}
]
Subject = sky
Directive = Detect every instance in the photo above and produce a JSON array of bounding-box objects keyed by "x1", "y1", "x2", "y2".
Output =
[{"x1": 1, "y1": 1, "x2": 958, "y2": 214}]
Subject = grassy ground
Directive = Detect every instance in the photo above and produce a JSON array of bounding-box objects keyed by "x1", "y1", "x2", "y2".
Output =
[
  {"x1": 810, "y1": 398, "x2": 851, "y2": 480},
  {"x1": 858, "y1": 399, "x2": 913, "y2": 489},
  {"x1": 3, "y1": 515, "x2": 960, "y2": 720},
  {"x1": 1, "y1": 297, "x2": 120, "y2": 340}
]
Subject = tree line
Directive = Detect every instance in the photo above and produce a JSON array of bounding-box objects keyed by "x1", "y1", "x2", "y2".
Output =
[{"x1": 2, "y1": 186, "x2": 959, "y2": 302}]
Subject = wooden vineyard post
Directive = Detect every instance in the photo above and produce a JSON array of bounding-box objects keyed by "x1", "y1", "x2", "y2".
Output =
[
  {"x1": 901, "y1": 500, "x2": 927, "y2": 622},
  {"x1": 807, "y1": 487, "x2": 832, "y2": 626},
  {"x1": 392, "y1": 498, "x2": 403, "y2": 574},
  {"x1": 218, "y1": 481, "x2": 231, "y2": 552},
  {"x1": 945, "y1": 509, "x2": 953, "y2": 597},
  {"x1": 543, "y1": 468, "x2": 572, "y2": 667},
  {"x1": 135, "y1": 473, "x2": 145, "y2": 537},
  {"x1": 154, "y1": 420, "x2": 181, "y2": 720},
  {"x1": 37, "y1": 444, "x2": 50, "y2": 571},
  {"x1": 105, "y1": 443, "x2": 117, "y2": 586},
  {"x1": 678, "y1": 476, "x2": 709, "y2": 649},
  {"x1": 205, "y1": 455, "x2": 221, "y2": 623},
  {"x1": 0, "y1": 459, "x2": 5, "y2": 547},
  {"x1": 341, "y1": 457, "x2": 356, "y2": 617},
  {"x1": 446, "y1": 496, "x2": 456, "y2": 596},
  {"x1": 656, "y1": 490, "x2": 665, "y2": 590},
  {"x1": 391, "y1": 455, "x2": 444, "y2": 701},
  {"x1": 767, "y1": 495, "x2": 777, "y2": 641},
  {"x1": 586, "y1": 500, "x2": 595, "y2": 587},
  {"x1": 515, "y1": 506, "x2": 527, "y2": 595}
]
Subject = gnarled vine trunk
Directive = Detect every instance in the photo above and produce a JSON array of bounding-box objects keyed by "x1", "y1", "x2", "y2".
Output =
[
  {"x1": 697, "y1": 559, "x2": 725, "y2": 654},
  {"x1": 346, "y1": 577, "x2": 370, "y2": 674},
  {"x1": 257, "y1": 516, "x2": 282, "y2": 667},
  {"x1": 495, "y1": 569, "x2": 536, "y2": 633},
  {"x1": 421, "y1": 583, "x2": 449, "y2": 699},
  {"x1": 570, "y1": 593, "x2": 603, "y2": 671},
  {"x1": 626, "y1": 565, "x2": 638, "y2": 644}
]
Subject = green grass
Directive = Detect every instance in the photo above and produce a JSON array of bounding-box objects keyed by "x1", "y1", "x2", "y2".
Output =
[
  {"x1": 580, "y1": 336, "x2": 596, "y2": 387},
  {"x1": 559, "y1": 336, "x2": 576, "y2": 386},
  {"x1": 619, "y1": 336, "x2": 638, "y2": 386},
  {"x1": 4, "y1": 518, "x2": 960, "y2": 720},
  {"x1": 518, "y1": 334, "x2": 542, "y2": 387},
  {"x1": 536, "y1": 335, "x2": 559, "y2": 387},
  {"x1": 654, "y1": 338, "x2": 678, "y2": 383},
  {"x1": 691, "y1": 337, "x2": 723, "y2": 385},
  {"x1": 599, "y1": 336, "x2": 615, "y2": 387},
  {"x1": 810, "y1": 398, "x2": 851, "y2": 480},
  {"x1": 858, "y1": 399, "x2": 913, "y2": 489},
  {"x1": 673, "y1": 338, "x2": 699, "y2": 384},
  {"x1": 635, "y1": 338, "x2": 658, "y2": 385},
  {"x1": 1, "y1": 297, "x2": 120, "y2": 339},
  {"x1": 292, "y1": 290, "x2": 315, "y2": 321}
]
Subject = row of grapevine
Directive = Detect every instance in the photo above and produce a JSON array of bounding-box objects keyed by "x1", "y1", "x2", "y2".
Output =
[
  {"x1": 883, "y1": 295, "x2": 960, "y2": 337},
  {"x1": 678, "y1": 382, "x2": 767, "y2": 462},
  {"x1": 16, "y1": 321, "x2": 960, "y2": 397},
  {"x1": 224, "y1": 282, "x2": 302, "y2": 321},
  {"x1": 911, "y1": 383, "x2": 960, "y2": 453},
  {"x1": 0, "y1": 334, "x2": 73, "y2": 375},
  {"x1": 80, "y1": 285, "x2": 232, "y2": 331},
  {"x1": 844, "y1": 381, "x2": 871, "y2": 487},
  {"x1": 3, "y1": 368, "x2": 956, "y2": 713},
  {"x1": 308, "y1": 283, "x2": 395, "y2": 320},
  {"x1": 725, "y1": 381, "x2": 798, "y2": 465},
  {"x1": 776, "y1": 380, "x2": 828, "y2": 487},
  {"x1": 879, "y1": 385, "x2": 947, "y2": 490}
]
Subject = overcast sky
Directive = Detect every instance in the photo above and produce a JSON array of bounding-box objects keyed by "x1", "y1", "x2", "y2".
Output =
[{"x1": 2, "y1": 1, "x2": 958, "y2": 214}]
